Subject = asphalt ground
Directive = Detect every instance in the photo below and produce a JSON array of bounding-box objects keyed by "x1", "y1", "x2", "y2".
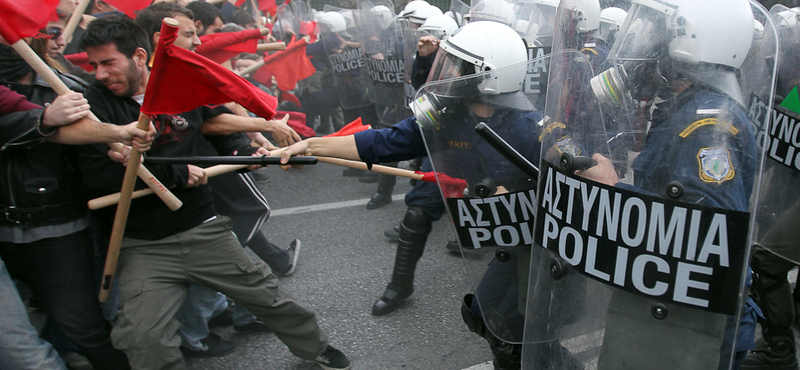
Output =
[{"x1": 186, "y1": 160, "x2": 494, "y2": 369}]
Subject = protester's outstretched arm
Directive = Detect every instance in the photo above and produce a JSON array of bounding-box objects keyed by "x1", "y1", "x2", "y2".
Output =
[
  {"x1": 278, "y1": 136, "x2": 361, "y2": 165},
  {"x1": 200, "y1": 113, "x2": 301, "y2": 147},
  {"x1": 49, "y1": 119, "x2": 156, "y2": 147}
]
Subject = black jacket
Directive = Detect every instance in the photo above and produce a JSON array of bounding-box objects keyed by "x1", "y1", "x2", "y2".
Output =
[
  {"x1": 0, "y1": 71, "x2": 89, "y2": 228},
  {"x1": 79, "y1": 80, "x2": 258, "y2": 240}
]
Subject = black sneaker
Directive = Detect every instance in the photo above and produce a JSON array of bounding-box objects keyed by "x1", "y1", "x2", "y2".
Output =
[
  {"x1": 315, "y1": 345, "x2": 350, "y2": 370},
  {"x1": 233, "y1": 319, "x2": 271, "y2": 333},
  {"x1": 276, "y1": 239, "x2": 301, "y2": 277},
  {"x1": 446, "y1": 240, "x2": 460, "y2": 253},
  {"x1": 180, "y1": 333, "x2": 235, "y2": 358}
]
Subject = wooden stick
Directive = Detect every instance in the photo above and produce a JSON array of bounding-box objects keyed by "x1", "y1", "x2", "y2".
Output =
[
  {"x1": 317, "y1": 157, "x2": 424, "y2": 180},
  {"x1": 87, "y1": 158, "x2": 425, "y2": 209},
  {"x1": 257, "y1": 41, "x2": 286, "y2": 51},
  {"x1": 11, "y1": 39, "x2": 183, "y2": 211},
  {"x1": 99, "y1": 114, "x2": 153, "y2": 301},
  {"x1": 60, "y1": 0, "x2": 92, "y2": 53},
  {"x1": 206, "y1": 0, "x2": 225, "y2": 3},
  {"x1": 236, "y1": 58, "x2": 265, "y2": 77}
]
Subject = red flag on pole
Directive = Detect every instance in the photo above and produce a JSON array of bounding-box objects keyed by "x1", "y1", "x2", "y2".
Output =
[
  {"x1": 418, "y1": 172, "x2": 467, "y2": 198},
  {"x1": 140, "y1": 18, "x2": 277, "y2": 119},
  {"x1": 258, "y1": 39, "x2": 315, "y2": 91},
  {"x1": 299, "y1": 21, "x2": 317, "y2": 43},
  {"x1": 0, "y1": 0, "x2": 59, "y2": 44},
  {"x1": 196, "y1": 28, "x2": 263, "y2": 64},
  {"x1": 103, "y1": 0, "x2": 152, "y2": 19},
  {"x1": 324, "y1": 118, "x2": 371, "y2": 137}
]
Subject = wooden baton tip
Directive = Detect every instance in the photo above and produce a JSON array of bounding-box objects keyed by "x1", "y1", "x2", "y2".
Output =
[{"x1": 163, "y1": 17, "x2": 180, "y2": 27}]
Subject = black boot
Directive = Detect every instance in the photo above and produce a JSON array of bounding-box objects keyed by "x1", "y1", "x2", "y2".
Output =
[
  {"x1": 372, "y1": 207, "x2": 430, "y2": 316},
  {"x1": 741, "y1": 327, "x2": 798, "y2": 370},
  {"x1": 366, "y1": 170, "x2": 397, "y2": 209}
]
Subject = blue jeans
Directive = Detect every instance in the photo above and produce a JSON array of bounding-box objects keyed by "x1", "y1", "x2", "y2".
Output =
[
  {"x1": 0, "y1": 256, "x2": 66, "y2": 370},
  {"x1": 176, "y1": 284, "x2": 258, "y2": 350},
  {"x1": 0, "y1": 229, "x2": 129, "y2": 370}
]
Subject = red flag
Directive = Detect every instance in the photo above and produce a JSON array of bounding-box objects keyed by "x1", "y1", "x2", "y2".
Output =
[
  {"x1": 260, "y1": 39, "x2": 315, "y2": 91},
  {"x1": 0, "y1": 0, "x2": 59, "y2": 44},
  {"x1": 299, "y1": 21, "x2": 317, "y2": 43},
  {"x1": 278, "y1": 90, "x2": 301, "y2": 108},
  {"x1": 64, "y1": 52, "x2": 94, "y2": 72},
  {"x1": 235, "y1": 0, "x2": 287, "y2": 16},
  {"x1": 418, "y1": 171, "x2": 467, "y2": 198},
  {"x1": 141, "y1": 19, "x2": 277, "y2": 119},
  {"x1": 197, "y1": 28, "x2": 262, "y2": 64},
  {"x1": 324, "y1": 118, "x2": 371, "y2": 137},
  {"x1": 276, "y1": 110, "x2": 314, "y2": 138},
  {"x1": 103, "y1": 0, "x2": 152, "y2": 19}
]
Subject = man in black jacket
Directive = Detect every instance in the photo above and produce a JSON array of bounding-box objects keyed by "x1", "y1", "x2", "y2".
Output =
[{"x1": 76, "y1": 15, "x2": 350, "y2": 370}]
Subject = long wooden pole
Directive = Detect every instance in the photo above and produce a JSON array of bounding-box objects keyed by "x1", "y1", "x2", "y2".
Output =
[
  {"x1": 87, "y1": 158, "x2": 424, "y2": 209},
  {"x1": 98, "y1": 112, "x2": 152, "y2": 301},
  {"x1": 60, "y1": 0, "x2": 92, "y2": 53},
  {"x1": 11, "y1": 39, "x2": 183, "y2": 211}
]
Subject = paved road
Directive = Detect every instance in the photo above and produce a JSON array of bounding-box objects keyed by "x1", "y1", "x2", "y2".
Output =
[{"x1": 188, "y1": 161, "x2": 494, "y2": 369}]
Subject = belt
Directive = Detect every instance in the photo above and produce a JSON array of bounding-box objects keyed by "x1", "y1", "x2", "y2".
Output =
[{"x1": 1, "y1": 202, "x2": 82, "y2": 224}]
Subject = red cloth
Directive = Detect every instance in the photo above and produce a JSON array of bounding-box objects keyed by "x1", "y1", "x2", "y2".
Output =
[
  {"x1": 197, "y1": 28, "x2": 262, "y2": 64},
  {"x1": 324, "y1": 118, "x2": 371, "y2": 137},
  {"x1": 299, "y1": 21, "x2": 317, "y2": 43},
  {"x1": 64, "y1": 52, "x2": 94, "y2": 72},
  {"x1": 276, "y1": 110, "x2": 314, "y2": 138},
  {"x1": 236, "y1": 0, "x2": 286, "y2": 16},
  {"x1": 418, "y1": 171, "x2": 467, "y2": 198},
  {"x1": 141, "y1": 19, "x2": 277, "y2": 119},
  {"x1": 260, "y1": 39, "x2": 315, "y2": 91},
  {"x1": 0, "y1": 85, "x2": 40, "y2": 114},
  {"x1": 103, "y1": 0, "x2": 151, "y2": 18},
  {"x1": 0, "y1": 0, "x2": 59, "y2": 43},
  {"x1": 278, "y1": 90, "x2": 301, "y2": 108}
]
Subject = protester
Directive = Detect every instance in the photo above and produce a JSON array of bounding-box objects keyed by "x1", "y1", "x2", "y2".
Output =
[{"x1": 76, "y1": 14, "x2": 349, "y2": 369}]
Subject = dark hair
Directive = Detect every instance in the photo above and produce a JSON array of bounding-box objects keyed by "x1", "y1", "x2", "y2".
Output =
[
  {"x1": 78, "y1": 14, "x2": 151, "y2": 61},
  {"x1": 229, "y1": 9, "x2": 255, "y2": 28},
  {"x1": 186, "y1": 1, "x2": 224, "y2": 32},
  {"x1": 135, "y1": 2, "x2": 194, "y2": 49}
]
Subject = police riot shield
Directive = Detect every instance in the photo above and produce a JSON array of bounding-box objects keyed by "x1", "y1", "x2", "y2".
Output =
[
  {"x1": 274, "y1": 4, "x2": 299, "y2": 42},
  {"x1": 468, "y1": 0, "x2": 517, "y2": 26},
  {"x1": 411, "y1": 55, "x2": 548, "y2": 345},
  {"x1": 355, "y1": 0, "x2": 407, "y2": 125},
  {"x1": 292, "y1": 1, "x2": 315, "y2": 38},
  {"x1": 523, "y1": 0, "x2": 777, "y2": 369},
  {"x1": 748, "y1": 4, "x2": 799, "y2": 263},
  {"x1": 515, "y1": 0, "x2": 559, "y2": 49},
  {"x1": 449, "y1": 0, "x2": 470, "y2": 27},
  {"x1": 321, "y1": 6, "x2": 372, "y2": 109},
  {"x1": 402, "y1": 27, "x2": 446, "y2": 112}
]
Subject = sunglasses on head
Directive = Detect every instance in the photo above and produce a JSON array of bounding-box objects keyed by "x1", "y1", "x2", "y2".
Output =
[{"x1": 46, "y1": 28, "x2": 63, "y2": 39}]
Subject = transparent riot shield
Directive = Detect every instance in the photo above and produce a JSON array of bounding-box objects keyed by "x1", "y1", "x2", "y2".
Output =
[
  {"x1": 449, "y1": 0, "x2": 470, "y2": 27},
  {"x1": 524, "y1": 1, "x2": 777, "y2": 369},
  {"x1": 292, "y1": 1, "x2": 314, "y2": 37},
  {"x1": 355, "y1": 0, "x2": 406, "y2": 124},
  {"x1": 274, "y1": 4, "x2": 298, "y2": 42},
  {"x1": 468, "y1": 0, "x2": 517, "y2": 26},
  {"x1": 412, "y1": 56, "x2": 547, "y2": 345},
  {"x1": 321, "y1": 6, "x2": 372, "y2": 109},
  {"x1": 402, "y1": 27, "x2": 445, "y2": 111},
  {"x1": 515, "y1": 0, "x2": 559, "y2": 49},
  {"x1": 748, "y1": 4, "x2": 800, "y2": 264}
]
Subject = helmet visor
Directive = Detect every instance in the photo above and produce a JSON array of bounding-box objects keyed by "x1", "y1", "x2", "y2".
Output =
[
  {"x1": 427, "y1": 48, "x2": 475, "y2": 84},
  {"x1": 609, "y1": 3, "x2": 670, "y2": 62}
]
